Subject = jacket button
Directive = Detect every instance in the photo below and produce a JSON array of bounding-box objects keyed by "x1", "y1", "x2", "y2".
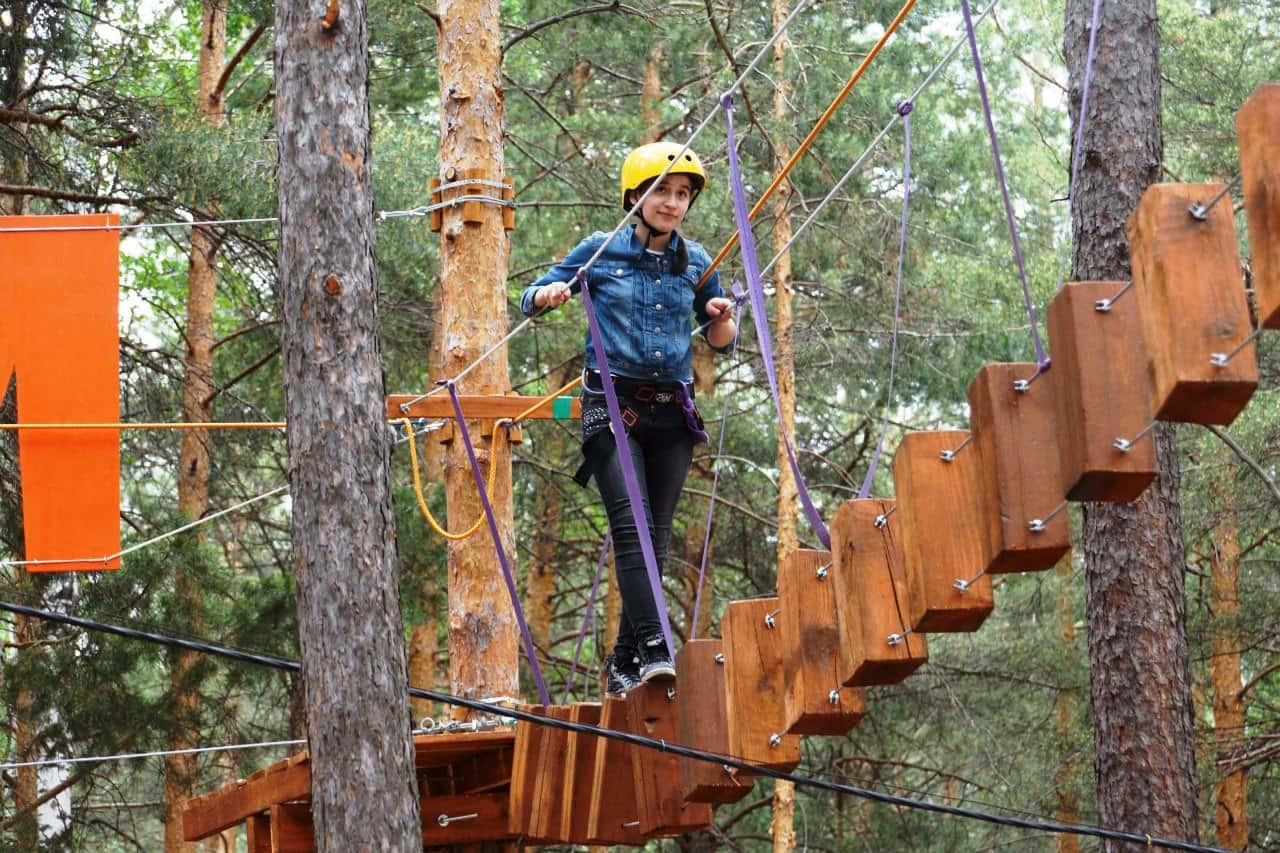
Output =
[
  {"x1": 655, "y1": 303, "x2": 663, "y2": 309},
  {"x1": 653, "y1": 350, "x2": 662, "y2": 357}
]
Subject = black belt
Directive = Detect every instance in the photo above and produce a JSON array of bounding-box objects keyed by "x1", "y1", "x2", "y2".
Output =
[{"x1": 584, "y1": 371, "x2": 687, "y2": 403}]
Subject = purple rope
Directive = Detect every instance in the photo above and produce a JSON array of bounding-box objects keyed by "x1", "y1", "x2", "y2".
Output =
[
  {"x1": 562, "y1": 532, "x2": 610, "y2": 704},
  {"x1": 721, "y1": 94, "x2": 831, "y2": 549},
  {"x1": 690, "y1": 282, "x2": 747, "y2": 640},
  {"x1": 1068, "y1": 0, "x2": 1104, "y2": 204},
  {"x1": 859, "y1": 102, "x2": 914, "y2": 499},
  {"x1": 958, "y1": 0, "x2": 1050, "y2": 376},
  {"x1": 444, "y1": 381, "x2": 550, "y2": 705},
  {"x1": 575, "y1": 268, "x2": 676, "y2": 656}
]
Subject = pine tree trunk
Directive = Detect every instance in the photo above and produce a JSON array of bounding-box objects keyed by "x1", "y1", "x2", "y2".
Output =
[
  {"x1": 1208, "y1": 481, "x2": 1247, "y2": 850},
  {"x1": 770, "y1": 0, "x2": 798, "y2": 846},
  {"x1": 274, "y1": 0, "x2": 421, "y2": 847},
  {"x1": 1064, "y1": 0, "x2": 1199, "y2": 844},
  {"x1": 165, "y1": 3, "x2": 226, "y2": 849},
  {"x1": 438, "y1": 0, "x2": 518, "y2": 710},
  {"x1": 1054, "y1": 555, "x2": 1080, "y2": 853}
]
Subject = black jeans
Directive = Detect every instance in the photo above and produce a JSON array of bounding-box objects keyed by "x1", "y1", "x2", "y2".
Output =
[{"x1": 585, "y1": 398, "x2": 695, "y2": 655}]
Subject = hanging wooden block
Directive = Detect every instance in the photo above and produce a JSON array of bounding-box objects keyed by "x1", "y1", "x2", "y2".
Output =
[
  {"x1": 967, "y1": 363, "x2": 1071, "y2": 573},
  {"x1": 586, "y1": 697, "x2": 646, "y2": 846},
  {"x1": 830, "y1": 498, "x2": 928, "y2": 686},
  {"x1": 527, "y1": 705, "x2": 572, "y2": 842},
  {"x1": 626, "y1": 682, "x2": 715, "y2": 837},
  {"x1": 1128, "y1": 182, "x2": 1258, "y2": 425},
  {"x1": 893, "y1": 431, "x2": 994, "y2": 632},
  {"x1": 1045, "y1": 281, "x2": 1157, "y2": 502},
  {"x1": 506, "y1": 704, "x2": 545, "y2": 838},
  {"x1": 1237, "y1": 83, "x2": 1280, "y2": 330},
  {"x1": 676, "y1": 639, "x2": 755, "y2": 805},
  {"x1": 722, "y1": 598, "x2": 802, "y2": 771},
  {"x1": 559, "y1": 702, "x2": 603, "y2": 841},
  {"x1": 779, "y1": 549, "x2": 866, "y2": 735}
]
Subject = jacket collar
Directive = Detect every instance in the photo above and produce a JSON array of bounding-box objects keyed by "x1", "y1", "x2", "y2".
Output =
[{"x1": 624, "y1": 223, "x2": 683, "y2": 256}]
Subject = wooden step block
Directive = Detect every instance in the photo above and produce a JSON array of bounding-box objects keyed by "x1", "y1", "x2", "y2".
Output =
[
  {"x1": 506, "y1": 705, "x2": 545, "y2": 838},
  {"x1": 586, "y1": 697, "x2": 646, "y2": 846},
  {"x1": 559, "y1": 703, "x2": 603, "y2": 840},
  {"x1": 722, "y1": 598, "x2": 802, "y2": 771},
  {"x1": 1237, "y1": 83, "x2": 1280, "y2": 329},
  {"x1": 967, "y1": 363, "x2": 1071, "y2": 573},
  {"x1": 830, "y1": 498, "x2": 928, "y2": 686},
  {"x1": 1045, "y1": 281, "x2": 1157, "y2": 502},
  {"x1": 677, "y1": 639, "x2": 755, "y2": 804},
  {"x1": 528, "y1": 705, "x2": 572, "y2": 842},
  {"x1": 1128, "y1": 182, "x2": 1258, "y2": 425},
  {"x1": 626, "y1": 682, "x2": 715, "y2": 837},
  {"x1": 779, "y1": 549, "x2": 867, "y2": 735},
  {"x1": 894, "y1": 431, "x2": 994, "y2": 632}
]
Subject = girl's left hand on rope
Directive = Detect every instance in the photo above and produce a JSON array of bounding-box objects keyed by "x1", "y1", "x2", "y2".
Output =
[{"x1": 706, "y1": 297, "x2": 735, "y2": 323}]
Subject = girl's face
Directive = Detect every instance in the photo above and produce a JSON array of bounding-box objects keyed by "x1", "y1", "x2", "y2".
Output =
[{"x1": 635, "y1": 174, "x2": 694, "y2": 231}]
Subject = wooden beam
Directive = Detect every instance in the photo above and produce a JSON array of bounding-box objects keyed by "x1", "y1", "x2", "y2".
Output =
[
  {"x1": 182, "y1": 754, "x2": 311, "y2": 842},
  {"x1": 386, "y1": 393, "x2": 581, "y2": 421}
]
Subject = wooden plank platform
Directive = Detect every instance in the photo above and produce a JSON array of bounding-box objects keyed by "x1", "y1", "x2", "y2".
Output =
[
  {"x1": 183, "y1": 730, "x2": 516, "y2": 844},
  {"x1": 586, "y1": 697, "x2": 646, "y2": 845}
]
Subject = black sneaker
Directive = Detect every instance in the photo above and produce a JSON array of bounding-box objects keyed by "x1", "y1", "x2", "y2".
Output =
[
  {"x1": 604, "y1": 651, "x2": 642, "y2": 697},
  {"x1": 637, "y1": 635, "x2": 676, "y2": 683}
]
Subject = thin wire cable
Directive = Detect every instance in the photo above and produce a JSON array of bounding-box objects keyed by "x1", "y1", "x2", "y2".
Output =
[
  {"x1": 0, "y1": 597, "x2": 1233, "y2": 853},
  {"x1": 0, "y1": 739, "x2": 304, "y2": 771},
  {"x1": 761, "y1": 0, "x2": 1002, "y2": 278},
  {"x1": 0, "y1": 421, "x2": 444, "y2": 569},
  {"x1": 0, "y1": 486, "x2": 288, "y2": 569},
  {"x1": 699, "y1": 0, "x2": 922, "y2": 286}
]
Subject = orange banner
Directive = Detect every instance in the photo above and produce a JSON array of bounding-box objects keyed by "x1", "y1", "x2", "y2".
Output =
[{"x1": 1, "y1": 215, "x2": 121, "y2": 571}]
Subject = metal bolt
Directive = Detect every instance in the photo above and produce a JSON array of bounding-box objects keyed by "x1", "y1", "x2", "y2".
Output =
[{"x1": 437, "y1": 812, "x2": 477, "y2": 827}]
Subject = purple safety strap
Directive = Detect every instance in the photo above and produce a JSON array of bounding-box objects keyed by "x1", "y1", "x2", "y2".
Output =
[
  {"x1": 1068, "y1": 0, "x2": 1104, "y2": 204},
  {"x1": 562, "y1": 532, "x2": 610, "y2": 704},
  {"x1": 721, "y1": 94, "x2": 831, "y2": 549},
  {"x1": 958, "y1": 0, "x2": 1051, "y2": 377},
  {"x1": 575, "y1": 268, "x2": 676, "y2": 656},
  {"x1": 444, "y1": 381, "x2": 550, "y2": 705},
  {"x1": 690, "y1": 281, "x2": 746, "y2": 640},
  {"x1": 859, "y1": 102, "x2": 914, "y2": 499}
]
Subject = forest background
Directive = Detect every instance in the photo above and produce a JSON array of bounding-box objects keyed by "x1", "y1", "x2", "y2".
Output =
[{"x1": 0, "y1": 0, "x2": 1277, "y2": 849}]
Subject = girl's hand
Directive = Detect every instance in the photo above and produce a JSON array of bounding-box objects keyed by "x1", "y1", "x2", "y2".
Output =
[
  {"x1": 536, "y1": 281, "x2": 573, "y2": 309},
  {"x1": 706, "y1": 297, "x2": 735, "y2": 323}
]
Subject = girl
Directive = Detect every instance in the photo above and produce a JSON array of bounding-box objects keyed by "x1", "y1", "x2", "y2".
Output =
[{"x1": 520, "y1": 142, "x2": 737, "y2": 694}]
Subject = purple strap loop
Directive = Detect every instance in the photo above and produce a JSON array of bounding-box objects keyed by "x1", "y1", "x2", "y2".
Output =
[
  {"x1": 722, "y1": 95, "x2": 831, "y2": 549},
  {"x1": 575, "y1": 270, "x2": 677, "y2": 656},
  {"x1": 958, "y1": 0, "x2": 1048, "y2": 373},
  {"x1": 444, "y1": 382, "x2": 550, "y2": 706},
  {"x1": 859, "y1": 103, "x2": 913, "y2": 499}
]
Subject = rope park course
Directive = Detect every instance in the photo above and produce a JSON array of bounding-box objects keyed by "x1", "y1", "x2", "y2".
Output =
[{"x1": 0, "y1": 0, "x2": 1276, "y2": 848}]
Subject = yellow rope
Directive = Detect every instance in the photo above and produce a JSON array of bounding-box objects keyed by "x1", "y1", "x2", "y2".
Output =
[
  {"x1": 509, "y1": 376, "x2": 583, "y2": 426},
  {"x1": 400, "y1": 417, "x2": 502, "y2": 542}
]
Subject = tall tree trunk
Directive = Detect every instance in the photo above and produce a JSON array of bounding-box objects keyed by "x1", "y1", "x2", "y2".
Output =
[
  {"x1": 769, "y1": 2, "x2": 797, "y2": 846},
  {"x1": 1054, "y1": 554, "x2": 1080, "y2": 853},
  {"x1": 408, "y1": 306, "x2": 444, "y2": 723},
  {"x1": 1208, "y1": 480, "x2": 1247, "y2": 850},
  {"x1": 1, "y1": 7, "x2": 38, "y2": 848},
  {"x1": 1065, "y1": 0, "x2": 1199, "y2": 844},
  {"x1": 274, "y1": 0, "x2": 421, "y2": 847},
  {"x1": 164, "y1": 3, "x2": 227, "y2": 849},
  {"x1": 438, "y1": 0, "x2": 518, "y2": 711}
]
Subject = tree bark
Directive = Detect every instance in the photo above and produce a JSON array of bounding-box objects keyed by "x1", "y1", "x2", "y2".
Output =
[
  {"x1": 438, "y1": 0, "x2": 519, "y2": 711},
  {"x1": 274, "y1": 0, "x2": 421, "y2": 847},
  {"x1": 1065, "y1": 0, "x2": 1199, "y2": 845},
  {"x1": 165, "y1": 3, "x2": 227, "y2": 849},
  {"x1": 1208, "y1": 481, "x2": 1247, "y2": 851},
  {"x1": 1054, "y1": 554, "x2": 1080, "y2": 853},
  {"x1": 770, "y1": 2, "x2": 798, "y2": 845}
]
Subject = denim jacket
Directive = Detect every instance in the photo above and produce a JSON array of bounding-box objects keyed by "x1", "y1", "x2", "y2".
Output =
[{"x1": 519, "y1": 225, "x2": 730, "y2": 383}]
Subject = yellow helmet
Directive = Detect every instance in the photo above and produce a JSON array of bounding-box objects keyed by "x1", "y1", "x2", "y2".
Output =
[{"x1": 619, "y1": 142, "x2": 707, "y2": 211}]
